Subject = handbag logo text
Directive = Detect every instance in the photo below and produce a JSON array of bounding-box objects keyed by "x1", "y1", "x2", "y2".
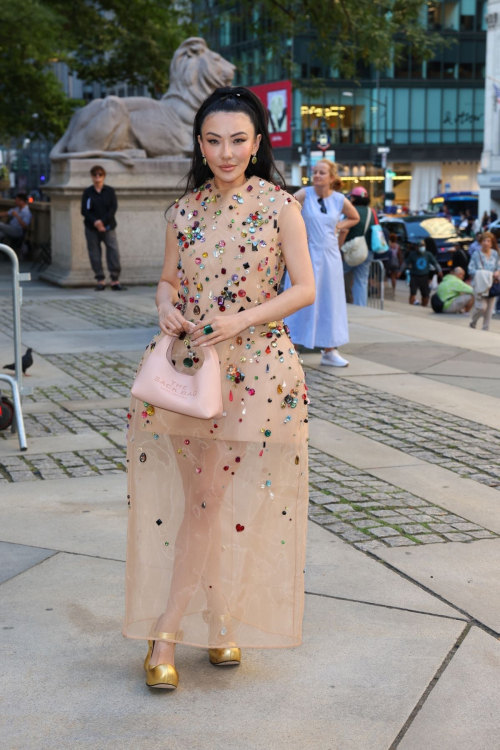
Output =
[{"x1": 154, "y1": 376, "x2": 197, "y2": 399}]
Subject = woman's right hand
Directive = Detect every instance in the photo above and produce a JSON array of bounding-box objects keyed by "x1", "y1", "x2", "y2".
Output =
[{"x1": 158, "y1": 303, "x2": 194, "y2": 337}]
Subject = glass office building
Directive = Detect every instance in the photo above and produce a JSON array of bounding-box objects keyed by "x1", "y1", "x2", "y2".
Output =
[{"x1": 200, "y1": 0, "x2": 487, "y2": 210}]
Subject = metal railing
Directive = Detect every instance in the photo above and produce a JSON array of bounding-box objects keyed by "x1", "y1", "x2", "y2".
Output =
[
  {"x1": 0, "y1": 244, "x2": 30, "y2": 450},
  {"x1": 368, "y1": 259, "x2": 385, "y2": 310}
]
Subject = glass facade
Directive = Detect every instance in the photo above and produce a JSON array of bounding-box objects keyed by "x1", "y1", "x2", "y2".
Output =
[
  {"x1": 200, "y1": 0, "x2": 486, "y2": 157},
  {"x1": 295, "y1": 87, "x2": 484, "y2": 148}
]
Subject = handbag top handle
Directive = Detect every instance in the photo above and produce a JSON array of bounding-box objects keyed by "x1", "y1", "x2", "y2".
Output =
[{"x1": 164, "y1": 334, "x2": 201, "y2": 378}]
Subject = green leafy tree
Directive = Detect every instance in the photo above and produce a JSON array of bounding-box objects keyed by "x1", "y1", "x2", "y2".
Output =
[
  {"x1": 0, "y1": 0, "x2": 77, "y2": 140},
  {"x1": 47, "y1": 0, "x2": 194, "y2": 97},
  {"x1": 0, "y1": 0, "x2": 194, "y2": 141}
]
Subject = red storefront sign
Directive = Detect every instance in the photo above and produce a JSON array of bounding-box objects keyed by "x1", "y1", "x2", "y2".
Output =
[{"x1": 249, "y1": 80, "x2": 292, "y2": 149}]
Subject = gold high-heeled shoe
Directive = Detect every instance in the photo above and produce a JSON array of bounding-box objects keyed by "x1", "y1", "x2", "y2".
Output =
[
  {"x1": 146, "y1": 662, "x2": 179, "y2": 690},
  {"x1": 205, "y1": 613, "x2": 241, "y2": 666},
  {"x1": 145, "y1": 635, "x2": 180, "y2": 690},
  {"x1": 209, "y1": 645, "x2": 241, "y2": 666},
  {"x1": 144, "y1": 631, "x2": 183, "y2": 671}
]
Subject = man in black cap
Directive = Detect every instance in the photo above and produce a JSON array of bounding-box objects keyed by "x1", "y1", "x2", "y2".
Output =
[{"x1": 81, "y1": 165, "x2": 125, "y2": 291}]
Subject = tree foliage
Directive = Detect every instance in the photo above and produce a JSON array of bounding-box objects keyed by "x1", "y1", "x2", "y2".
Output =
[
  {"x1": 47, "y1": 0, "x2": 194, "y2": 97},
  {"x1": 0, "y1": 0, "x2": 193, "y2": 141},
  {"x1": 203, "y1": 0, "x2": 445, "y2": 82},
  {"x1": 0, "y1": 0, "x2": 77, "y2": 140}
]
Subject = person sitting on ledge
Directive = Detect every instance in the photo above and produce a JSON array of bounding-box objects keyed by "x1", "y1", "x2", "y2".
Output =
[
  {"x1": 0, "y1": 192, "x2": 31, "y2": 247},
  {"x1": 435, "y1": 267, "x2": 474, "y2": 314}
]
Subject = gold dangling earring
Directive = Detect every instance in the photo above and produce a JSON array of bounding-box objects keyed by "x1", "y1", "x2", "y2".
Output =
[
  {"x1": 203, "y1": 156, "x2": 207, "y2": 166},
  {"x1": 251, "y1": 154, "x2": 257, "y2": 165}
]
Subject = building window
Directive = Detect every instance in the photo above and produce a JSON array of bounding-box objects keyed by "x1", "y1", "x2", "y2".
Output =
[
  {"x1": 410, "y1": 54, "x2": 423, "y2": 79},
  {"x1": 427, "y1": 61, "x2": 442, "y2": 79},
  {"x1": 395, "y1": 49, "x2": 410, "y2": 79},
  {"x1": 300, "y1": 101, "x2": 367, "y2": 145},
  {"x1": 458, "y1": 62, "x2": 473, "y2": 79},
  {"x1": 428, "y1": 3, "x2": 441, "y2": 27},
  {"x1": 443, "y1": 63, "x2": 457, "y2": 80},
  {"x1": 443, "y1": 1, "x2": 459, "y2": 30}
]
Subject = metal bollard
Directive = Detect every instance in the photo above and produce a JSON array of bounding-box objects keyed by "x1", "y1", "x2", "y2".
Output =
[{"x1": 0, "y1": 243, "x2": 30, "y2": 450}]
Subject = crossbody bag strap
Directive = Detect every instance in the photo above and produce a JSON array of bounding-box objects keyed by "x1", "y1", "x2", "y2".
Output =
[{"x1": 363, "y1": 207, "x2": 372, "y2": 236}]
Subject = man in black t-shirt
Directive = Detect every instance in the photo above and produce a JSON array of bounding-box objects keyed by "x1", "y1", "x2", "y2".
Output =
[
  {"x1": 81, "y1": 165, "x2": 125, "y2": 291},
  {"x1": 404, "y1": 241, "x2": 442, "y2": 306}
]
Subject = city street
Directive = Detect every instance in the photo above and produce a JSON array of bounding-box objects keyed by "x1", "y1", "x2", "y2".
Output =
[{"x1": 1, "y1": 270, "x2": 500, "y2": 749}]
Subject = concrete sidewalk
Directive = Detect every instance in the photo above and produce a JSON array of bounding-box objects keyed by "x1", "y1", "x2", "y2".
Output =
[{"x1": 1, "y1": 270, "x2": 500, "y2": 749}]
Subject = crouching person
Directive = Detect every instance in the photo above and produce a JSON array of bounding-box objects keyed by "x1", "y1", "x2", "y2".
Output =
[{"x1": 431, "y1": 268, "x2": 474, "y2": 314}]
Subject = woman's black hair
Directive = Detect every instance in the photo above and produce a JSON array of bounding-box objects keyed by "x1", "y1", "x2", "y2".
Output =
[{"x1": 182, "y1": 86, "x2": 285, "y2": 195}]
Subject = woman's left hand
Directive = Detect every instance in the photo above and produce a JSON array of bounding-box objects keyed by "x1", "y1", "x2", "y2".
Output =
[{"x1": 190, "y1": 314, "x2": 247, "y2": 347}]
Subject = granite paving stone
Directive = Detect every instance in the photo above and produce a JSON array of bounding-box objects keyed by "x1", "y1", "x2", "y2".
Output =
[
  {"x1": 399, "y1": 524, "x2": 430, "y2": 534},
  {"x1": 383, "y1": 537, "x2": 417, "y2": 547},
  {"x1": 413, "y1": 534, "x2": 446, "y2": 544},
  {"x1": 442, "y1": 533, "x2": 474, "y2": 542}
]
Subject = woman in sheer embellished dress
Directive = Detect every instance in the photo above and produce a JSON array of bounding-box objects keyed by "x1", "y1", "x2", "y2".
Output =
[{"x1": 123, "y1": 87, "x2": 315, "y2": 690}]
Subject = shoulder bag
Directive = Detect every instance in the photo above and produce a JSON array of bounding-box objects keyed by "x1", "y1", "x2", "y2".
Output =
[
  {"x1": 487, "y1": 252, "x2": 500, "y2": 297},
  {"x1": 473, "y1": 253, "x2": 497, "y2": 298},
  {"x1": 131, "y1": 334, "x2": 223, "y2": 419},
  {"x1": 342, "y1": 208, "x2": 371, "y2": 267},
  {"x1": 370, "y1": 210, "x2": 389, "y2": 254}
]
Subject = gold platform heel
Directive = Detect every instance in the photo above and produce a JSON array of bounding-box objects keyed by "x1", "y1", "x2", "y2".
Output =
[
  {"x1": 146, "y1": 662, "x2": 179, "y2": 690},
  {"x1": 144, "y1": 631, "x2": 183, "y2": 686},
  {"x1": 205, "y1": 614, "x2": 241, "y2": 666},
  {"x1": 208, "y1": 645, "x2": 241, "y2": 666}
]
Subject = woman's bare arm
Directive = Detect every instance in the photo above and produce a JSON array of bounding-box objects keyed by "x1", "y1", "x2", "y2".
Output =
[
  {"x1": 337, "y1": 197, "x2": 360, "y2": 247},
  {"x1": 155, "y1": 220, "x2": 194, "y2": 336},
  {"x1": 293, "y1": 187, "x2": 307, "y2": 206}
]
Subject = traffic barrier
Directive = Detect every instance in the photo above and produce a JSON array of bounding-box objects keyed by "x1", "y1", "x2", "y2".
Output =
[{"x1": 368, "y1": 259, "x2": 385, "y2": 310}]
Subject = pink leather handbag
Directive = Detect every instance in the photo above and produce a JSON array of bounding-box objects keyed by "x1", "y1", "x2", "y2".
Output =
[{"x1": 131, "y1": 334, "x2": 223, "y2": 419}]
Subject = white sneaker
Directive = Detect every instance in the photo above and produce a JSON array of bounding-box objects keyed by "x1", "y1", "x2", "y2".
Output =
[{"x1": 320, "y1": 350, "x2": 349, "y2": 367}]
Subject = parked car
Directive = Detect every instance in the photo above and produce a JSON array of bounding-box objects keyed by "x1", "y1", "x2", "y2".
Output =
[{"x1": 379, "y1": 215, "x2": 471, "y2": 270}]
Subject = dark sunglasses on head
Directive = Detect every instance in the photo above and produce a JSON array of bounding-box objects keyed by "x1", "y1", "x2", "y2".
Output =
[
  {"x1": 93, "y1": 172, "x2": 104, "y2": 177},
  {"x1": 318, "y1": 197, "x2": 327, "y2": 214}
]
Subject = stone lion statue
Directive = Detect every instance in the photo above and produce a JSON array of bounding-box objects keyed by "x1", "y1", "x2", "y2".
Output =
[{"x1": 50, "y1": 38, "x2": 235, "y2": 166}]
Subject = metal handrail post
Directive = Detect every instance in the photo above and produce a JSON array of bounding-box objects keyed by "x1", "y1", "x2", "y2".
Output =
[{"x1": 0, "y1": 243, "x2": 30, "y2": 450}]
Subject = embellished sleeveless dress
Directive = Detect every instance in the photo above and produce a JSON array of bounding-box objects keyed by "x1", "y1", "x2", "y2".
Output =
[{"x1": 123, "y1": 178, "x2": 309, "y2": 649}]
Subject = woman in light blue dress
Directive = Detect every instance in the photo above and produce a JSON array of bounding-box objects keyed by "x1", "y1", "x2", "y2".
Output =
[
  {"x1": 468, "y1": 231, "x2": 500, "y2": 330},
  {"x1": 284, "y1": 160, "x2": 359, "y2": 366}
]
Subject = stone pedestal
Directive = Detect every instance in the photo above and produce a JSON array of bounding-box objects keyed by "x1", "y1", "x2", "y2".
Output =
[{"x1": 42, "y1": 157, "x2": 190, "y2": 286}]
